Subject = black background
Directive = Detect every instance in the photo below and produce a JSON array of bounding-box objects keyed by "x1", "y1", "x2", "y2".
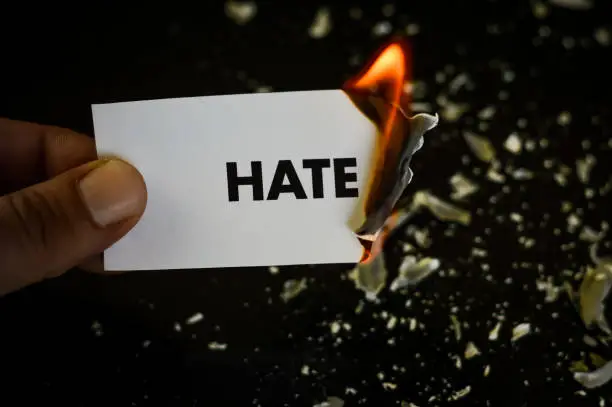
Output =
[{"x1": 1, "y1": 1, "x2": 612, "y2": 406}]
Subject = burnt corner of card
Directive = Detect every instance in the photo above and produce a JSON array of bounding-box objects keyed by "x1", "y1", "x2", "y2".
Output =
[{"x1": 342, "y1": 38, "x2": 414, "y2": 248}]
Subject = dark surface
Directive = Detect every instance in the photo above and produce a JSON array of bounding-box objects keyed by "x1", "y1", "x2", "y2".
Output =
[{"x1": 1, "y1": 1, "x2": 612, "y2": 406}]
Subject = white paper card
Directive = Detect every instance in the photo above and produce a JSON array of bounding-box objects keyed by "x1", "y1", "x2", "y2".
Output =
[{"x1": 92, "y1": 90, "x2": 376, "y2": 271}]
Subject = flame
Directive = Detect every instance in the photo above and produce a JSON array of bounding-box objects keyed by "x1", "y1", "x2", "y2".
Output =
[
  {"x1": 344, "y1": 41, "x2": 410, "y2": 139},
  {"x1": 343, "y1": 39, "x2": 413, "y2": 264},
  {"x1": 357, "y1": 211, "x2": 402, "y2": 264}
]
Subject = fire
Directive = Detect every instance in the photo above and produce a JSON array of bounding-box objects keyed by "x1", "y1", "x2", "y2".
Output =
[
  {"x1": 343, "y1": 39, "x2": 413, "y2": 264},
  {"x1": 344, "y1": 41, "x2": 411, "y2": 139}
]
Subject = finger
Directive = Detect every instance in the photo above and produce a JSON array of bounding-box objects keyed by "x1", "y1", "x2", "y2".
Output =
[
  {"x1": 77, "y1": 254, "x2": 126, "y2": 275},
  {"x1": 78, "y1": 254, "x2": 104, "y2": 273},
  {"x1": 0, "y1": 118, "x2": 96, "y2": 194},
  {"x1": 0, "y1": 159, "x2": 147, "y2": 296}
]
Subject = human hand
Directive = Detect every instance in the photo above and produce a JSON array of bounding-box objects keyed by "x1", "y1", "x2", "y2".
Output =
[{"x1": 0, "y1": 118, "x2": 147, "y2": 296}]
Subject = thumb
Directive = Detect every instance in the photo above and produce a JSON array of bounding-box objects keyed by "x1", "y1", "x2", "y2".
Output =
[{"x1": 0, "y1": 159, "x2": 147, "y2": 295}]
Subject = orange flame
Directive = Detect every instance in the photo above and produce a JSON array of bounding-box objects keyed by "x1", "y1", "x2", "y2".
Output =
[
  {"x1": 345, "y1": 41, "x2": 411, "y2": 140},
  {"x1": 343, "y1": 39, "x2": 413, "y2": 264}
]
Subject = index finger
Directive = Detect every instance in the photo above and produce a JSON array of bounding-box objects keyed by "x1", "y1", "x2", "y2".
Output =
[{"x1": 0, "y1": 118, "x2": 97, "y2": 195}]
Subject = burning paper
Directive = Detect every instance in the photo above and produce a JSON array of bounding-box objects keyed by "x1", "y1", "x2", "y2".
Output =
[
  {"x1": 93, "y1": 38, "x2": 436, "y2": 272},
  {"x1": 349, "y1": 209, "x2": 415, "y2": 300},
  {"x1": 342, "y1": 40, "x2": 438, "y2": 286},
  {"x1": 343, "y1": 40, "x2": 438, "y2": 240}
]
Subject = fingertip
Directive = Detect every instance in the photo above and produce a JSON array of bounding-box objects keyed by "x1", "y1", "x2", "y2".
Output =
[{"x1": 78, "y1": 159, "x2": 148, "y2": 228}]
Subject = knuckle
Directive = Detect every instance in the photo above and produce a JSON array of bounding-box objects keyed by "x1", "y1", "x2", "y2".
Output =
[{"x1": 1, "y1": 189, "x2": 76, "y2": 253}]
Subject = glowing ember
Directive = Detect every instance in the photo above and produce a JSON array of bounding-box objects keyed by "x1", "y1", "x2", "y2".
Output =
[{"x1": 343, "y1": 39, "x2": 438, "y2": 267}]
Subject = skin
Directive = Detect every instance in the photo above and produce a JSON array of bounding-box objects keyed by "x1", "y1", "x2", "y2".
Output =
[{"x1": 0, "y1": 118, "x2": 147, "y2": 296}]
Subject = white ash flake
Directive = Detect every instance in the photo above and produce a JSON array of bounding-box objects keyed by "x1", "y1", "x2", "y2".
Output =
[
  {"x1": 489, "y1": 321, "x2": 502, "y2": 341},
  {"x1": 390, "y1": 257, "x2": 441, "y2": 291},
  {"x1": 412, "y1": 228, "x2": 431, "y2": 248},
  {"x1": 386, "y1": 315, "x2": 398, "y2": 330},
  {"x1": 382, "y1": 382, "x2": 397, "y2": 390},
  {"x1": 440, "y1": 102, "x2": 469, "y2": 122},
  {"x1": 268, "y1": 266, "x2": 279, "y2": 275},
  {"x1": 208, "y1": 342, "x2": 228, "y2": 351},
  {"x1": 463, "y1": 131, "x2": 496, "y2": 163},
  {"x1": 402, "y1": 242, "x2": 415, "y2": 253},
  {"x1": 448, "y1": 385, "x2": 471, "y2": 401},
  {"x1": 453, "y1": 355, "x2": 463, "y2": 369},
  {"x1": 301, "y1": 365, "x2": 310, "y2": 376},
  {"x1": 372, "y1": 21, "x2": 392, "y2": 37},
  {"x1": 280, "y1": 278, "x2": 308, "y2": 302},
  {"x1": 313, "y1": 396, "x2": 344, "y2": 407},
  {"x1": 504, "y1": 133, "x2": 522, "y2": 154},
  {"x1": 594, "y1": 27, "x2": 611, "y2": 46},
  {"x1": 349, "y1": 258, "x2": 387, "y2": 301},
  {"x1": 409, "y1": 318, "x2": 418, "y2": 331},
  {"x1": 557, "y1": 111, "x2": 572, "y2": 126},
  {"x1": 567, "y1": 213, "x2": 582, "y2": 233},
  {"x1": 448, "y1": 73, "x2": 471, "y2": 94},
  {"x1": 554, "y1": 172, "x2": 568, "y2": 187},
  {"x1": 562, "y1": 36, "x2": 577, "y2": 49},
  {"x1": 486, "y1": 166, "x2": 506, "y2": 183},
  {"x1": 574, "y1": 360, "x2": 612, "y2": 389},
  {"x1": 550, "y1": 0, "x2": 593, "y2": 10},
  {"x1": 583, "y1": 334, "x2": 598, "y2": 347},
  {"x1": 478, "y1": 106, "x2": 496, "y2": 120},
  {"x1": 536, "y1": 26, "x2": 553, "y2": 40},
  {"x1": 502, "y1": 69, "x2": 515, "y2": 83},
  {"x1": 471, "y1": 248, "x2": 487, "y2": 257},
  {"x1": 309, "y1": 7, "x2": 332, "y2": 39},
  {"x1": 142, "y1": 340, "x2": 151, "y2": 348},
  {"x1": 536, "y1": 277, "x2": 562, "y2": 303},
  {"x1": 520, "y1": 236, "x2": 534, "y2": 248},
  {"x1": 91, "y1": 320, "x2": 103, "y2": 336},
  {"x1": 484, "y1": 365, "x2": 491, "y2": 377},
  {"x1": 405, "y1": 23, "x2": 420, "y2": 36},
  {"x1": 511, "y1": 323, "x2": 531, "y2": 342},
  {"x1": 512, "y1": 168, "x2": 535, "y2": 180},
  {"x1": 450, "y1": 173, "x2": 479, "y2": 200},
  {"x1": 576, "y1": 155, "x2": 596, "y2": 184},
  {"x1": 330, "y1": 321, "x2": 341, "y2": 335},
  {"x1": 525, "y1": 139, "x2": 537, "y2": 151},
  {"x1": 464, "y1": 342, "x2": 481, "y2": 359},
  {"x1": 186, "y1": 312, "x2": 204, "y2": 325},
  {"x1": 173, "y1": 322, "x2": 182, "y2": 332},
  {"x1": 579, "y1": 226, "x2": 604, "y2": 242},
  {"x1": 532, "y1": 2, "x2": 550, "y2": 18},
  {"x1": 450, "y1": 315, "x2": 462, "y2": 341},
  {"x1": 224, "y1": 1, "x2": 257, "y2": 25},
  {"x1": 510, "y1": 212, "x2": 523, "y2": 223},
  {"x1": 412, "y1": 191, "x2": 471, "y2": 225}
]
